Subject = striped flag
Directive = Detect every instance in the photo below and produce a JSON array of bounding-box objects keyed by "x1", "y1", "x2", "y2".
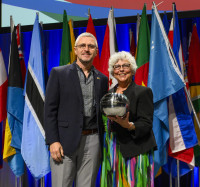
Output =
[
  {"x1": 164, "y1": 5, "x2": 198, "y2": 177},
  {"x1": 3, "y1": 26, "x2": 24, "y2": 177},
  {"x1": 187, "y1": 24, "x2": 200, "y2": 142},
  {"x1": 100, "y1": 9, "x2": 118, "y2": 89},
  {"x1": 21, "y1": 14, "x2": 50, "y2": 179},
  {"x1": 187, "y1": 24, "x2": 200, "y2": 166},
  {"x1": 86, "y1": 14, "x2": 100, "y2": 70},
  {"x1": 134, "y1": 4, "x2": 150, "y2": 86},
  {"x1": 147, "y1": 4, "x2": 185, "y2": 175}
]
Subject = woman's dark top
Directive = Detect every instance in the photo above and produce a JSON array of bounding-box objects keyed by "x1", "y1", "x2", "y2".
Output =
[{"x1": 110, "y1": 81, "x2": 157, "y2": 158}]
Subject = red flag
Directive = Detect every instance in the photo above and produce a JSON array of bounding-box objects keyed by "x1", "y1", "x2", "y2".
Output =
[
  {"x1": 0, "y1": 50, "x2": 7, "y2": 169},
  {"x1": 187, "y1": 24, "x2": 200, "y2": 143},
  {"x1": 0, "y1": 49, "x2": 8, "y2": 122},
  {"x1": 187, "y1": 25, "x2": 200, "y2": 166},
  {"x1": 166, "y1": 6, "x2": 196, "y2": 176},
  {"x1": 16, "y1": 24, "x2": 26, "y2": 85},
  {"x1": 100, "y1": 24, "x2": 110, "y2": 78},
  {"x1": 129, "y1": 28, "x2": 136, "y2": 57},
  {"x1": 100, "y1": 9, "x2": 118, "y2": 89},
  {"x1": 86, "y1": 14, "x2": 100, "y2": 71}
]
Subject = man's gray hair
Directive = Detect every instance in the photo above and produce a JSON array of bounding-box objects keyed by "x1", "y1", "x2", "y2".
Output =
[
  {"x1": 75, "y1": 32, "x2": 98, "y2": 48},
  {"x1": 108, "y1": 51, "x2": 137, "y2": 75}
]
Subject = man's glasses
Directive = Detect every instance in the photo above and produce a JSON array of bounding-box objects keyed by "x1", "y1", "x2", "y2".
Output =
[
  {"x1": 113, "y1": 63, "x2": 131, "y2": 70},
  {"x1": 76, "y1": 44, "x2": 97, "y2": 50}
]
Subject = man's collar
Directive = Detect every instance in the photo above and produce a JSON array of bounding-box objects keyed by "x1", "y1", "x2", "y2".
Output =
[{"x1": 76, "y1": 62, "x2": 95, "y2": 73}]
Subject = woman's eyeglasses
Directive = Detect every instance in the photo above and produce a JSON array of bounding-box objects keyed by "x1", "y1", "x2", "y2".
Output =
[{"x1": 113, "y1": 64, "x2": 131, "y2": 70}]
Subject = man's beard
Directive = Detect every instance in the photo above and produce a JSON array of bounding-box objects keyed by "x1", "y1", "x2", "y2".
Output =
[{"x1": 78, "y1": 57, "x2": 93, "y2": 65}]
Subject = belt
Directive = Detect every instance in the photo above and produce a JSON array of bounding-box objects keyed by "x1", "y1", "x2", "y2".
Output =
[{"x1": 82, "y1": 128, "x2": 98, "y2": 135}]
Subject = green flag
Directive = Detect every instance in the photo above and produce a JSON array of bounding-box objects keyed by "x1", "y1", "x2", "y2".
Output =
[
  {"x1": 60, "y1": 10, "x2": 72, "y2": 66},
  {"x1": 134, "y1": 4, "x2": 150, "y2": 86}
]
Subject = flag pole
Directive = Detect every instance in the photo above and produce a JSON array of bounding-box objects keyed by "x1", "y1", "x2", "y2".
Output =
[
  {"x1": 10, "y1": 15, "x2": 14, "y2": 39},
  {"x1": 18, "y1": 23, "x2": 24, "y2": 187},
  {"x1": 88, "y1": 8, "x2": 90, "y2": 17},
  {"x1": 136, "y1": 13, "x2": 140, "y2": 44},
  {"x1": 177, "y1": 160, "x2": 180, "y2": 187},
  {"x1": 39, "y1": 14, "x2": 45, "y2": 187},
  {"x1": 38, "y1": 11, "x2": 45, "y2": 187},
  {"x1": 172, "y1": 5, "x2": 181, "y2": 187},
  {"x1": 19, "y1": 176, "x2": 22, "y2": 187},
  {"x1": 152, "y1": 1, "x2": 200, "y2": 131},
  {"x1": 15, "y1": 177, "x2": 17, "y2": 187},
  {"x1": 9, "y1": 15, "x2": 14, "y2": 70},
  {"x1": 170, "y1": 161, "x2": 173, "y2": 187},
  {"x1": 40, "y1": 176, "x2": 45, "y2": 187},
  {"x1": 199, "y1": 167, "x2": 200, "y2": 187}
]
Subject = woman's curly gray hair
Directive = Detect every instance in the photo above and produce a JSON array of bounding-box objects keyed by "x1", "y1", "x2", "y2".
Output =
[{"x1": 108, "y1": 51, "x2": 137, "y2": 75}]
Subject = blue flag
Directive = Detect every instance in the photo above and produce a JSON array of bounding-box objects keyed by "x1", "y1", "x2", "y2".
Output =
[
  {"x1": 147, "y1": 5, "x2": 185, "y2": 175},
  {"x1": 21, "y1": 14, "x2": 50, "y2": 179},
  {"x1": 162, "y1": 12, "x2": 169, "y2": 35},
  {"x1": 163, "y1": 4, "x2": 198, "y2": 177},
  {"x1": 4, "y1": 25, "x2": 25, "y2": 177}
]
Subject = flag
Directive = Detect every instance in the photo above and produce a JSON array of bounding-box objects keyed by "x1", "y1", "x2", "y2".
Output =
[
  {"x1": 164, "y1": 5, "x2": 198, "y2": 177},
  {"x1": 3, "y1": 26, "x2": 24, "y2": 177},
  {"x1": 187, "y1": 24, "x2": 200, "y2": 142},
  {"x1": 16, "y1": 24, "x2": 26, "y2": 85},
  {"x1": 21, "y1": 14, "x2": 50, "y2": 179},
  {"x1": 0, "y1": 50, "x2": 8, "y2": 122},
  {"x1": 60, "y1": 10, "x2": 72, "y2": 66},
  {"x1": 0, "y1": 121, "x2": 5, "y2": 169},
  {"x1": 134, "y1": 4, "x2": 150, "y2": 86},
  {"x1": 100, "y1": 9, "x2": 118, "y2": 89},
  {"x1": 39, "y1": 22, "x2": 49, "y2": 87},
  {"x1": 162, "y1": 12, "x2": 169, "y2": 35},
  {"x1": 187, "y1": 24, "x2": 200, "y2": 167},
  {"x1": 0, "y1": 50, "x2": 7, "y2": 169},
  {"x1": 147, "y1": 4, "x2": 185, "y2": 175},
  {"x1": 86, "y1": 14, "x2": 100, "y2": 70},
  {"x1": 136, "y1": 13, "x2": 141, "y2": 45},
  {"x1": 129, "y1": 28, "x2": 136, "y2": 57},
  {"x1": 68, "y1": 19, "x2": 76, "y2": 64}
]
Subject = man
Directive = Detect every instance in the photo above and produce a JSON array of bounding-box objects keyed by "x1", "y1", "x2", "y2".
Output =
[{"x1": 44, "y1": 32, "x2": 108, "y2": 187}]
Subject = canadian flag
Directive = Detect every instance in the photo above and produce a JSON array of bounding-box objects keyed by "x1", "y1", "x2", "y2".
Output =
[{"x1": 100, "y1": 9, "x2": 118, "y2": 89}]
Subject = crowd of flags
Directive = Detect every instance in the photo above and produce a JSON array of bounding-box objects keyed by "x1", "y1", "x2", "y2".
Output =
[{"x1": 0, "y1": 1, "x2": 200, "y2": 184}]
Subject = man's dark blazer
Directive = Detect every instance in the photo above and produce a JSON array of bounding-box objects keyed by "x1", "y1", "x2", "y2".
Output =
[
  {"x1": 44, "y1": 62, "x2": 108, "y2": 156},
  {"x1": 110, "y1": 81, "x2": 157, "y2": 158}
]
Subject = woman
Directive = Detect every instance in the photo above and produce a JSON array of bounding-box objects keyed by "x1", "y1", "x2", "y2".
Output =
[{"x1": 100, "y1": 51, "x2": 157, "y2": 187}]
